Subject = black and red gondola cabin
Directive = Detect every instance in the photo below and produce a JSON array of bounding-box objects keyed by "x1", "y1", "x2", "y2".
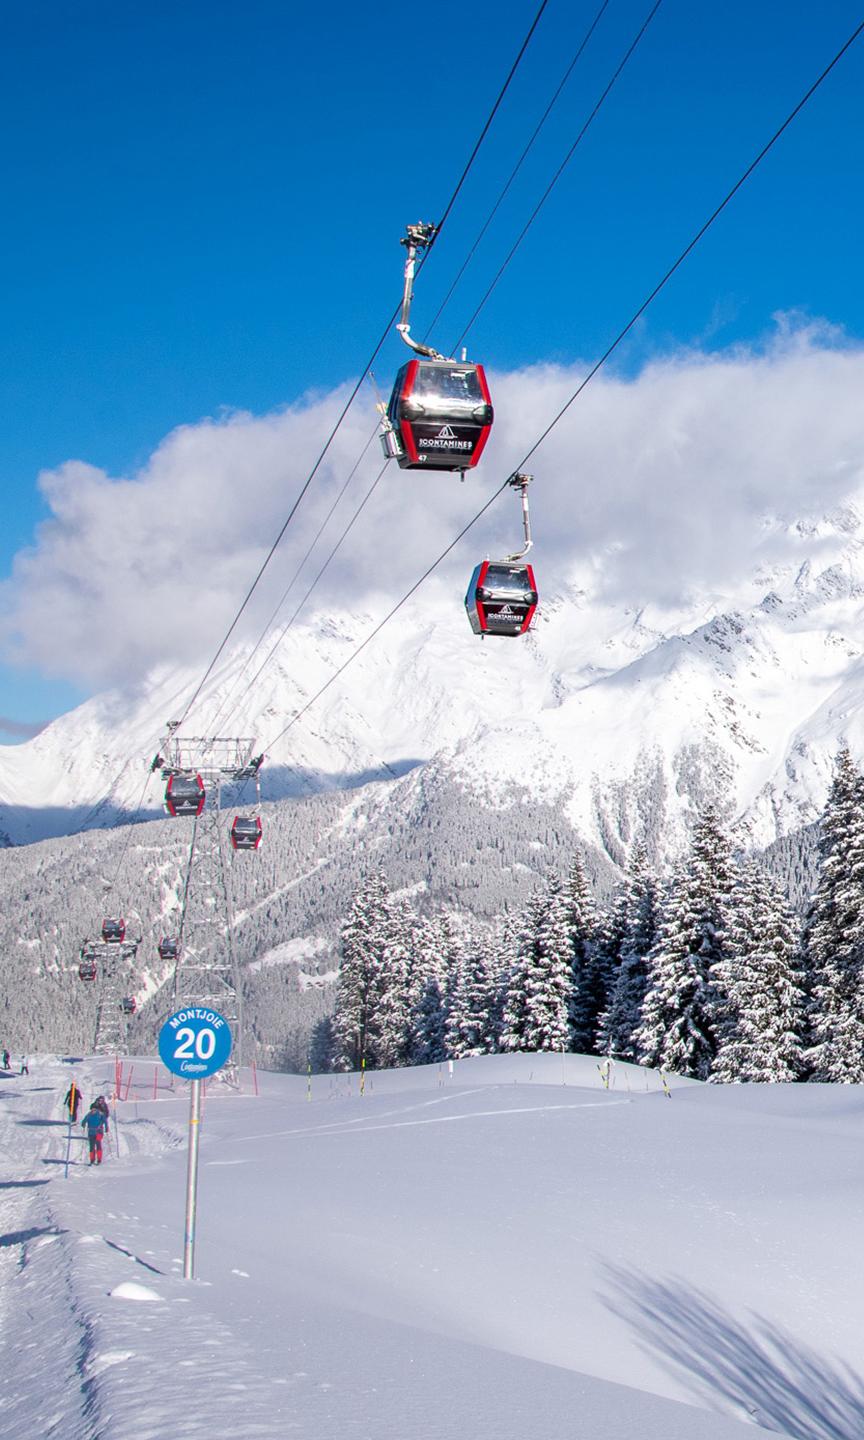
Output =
[
  {"x1": 386, "y1": 359, "x2": 493, "y2": 471},
  {"x1": 465, "y1": 560, "x2": 538, "y2": 637},
  {"x1": 120, "y1": 997, "x2": 137, "y2": 1014},
  {"x1": 78, "y1": 960, "x2": 98, "y2": 982},
  {"x1": 158, "y1": 936, "x2": 179, "y2": 961},
  {"x1": 164, "y1": 772, "x2": 205, "y2": 818},
  {"x1": 101, "y1": 917, "x2": 126, "y2": 943},
  {"x1": 231, "y1": 816, "x2": 262, "y2": 851}
]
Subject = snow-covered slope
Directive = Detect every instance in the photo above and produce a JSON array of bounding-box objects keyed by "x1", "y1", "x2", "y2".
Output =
[
  {"x1": 6, "y1": 505, "x2": 864, "y2": 857},
  {"x1": 4, "y1": 1052, "x2": 862, "y2": 1439}
]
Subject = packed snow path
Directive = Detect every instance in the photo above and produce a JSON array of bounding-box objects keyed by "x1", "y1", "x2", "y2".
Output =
[{"x1": 1, "y1": 1054, "x2": 862, "y2": 1439}]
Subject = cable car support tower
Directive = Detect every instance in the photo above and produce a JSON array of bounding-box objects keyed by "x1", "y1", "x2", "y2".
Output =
[
  {"x1": 88, "y1": 936, "x2": 140, "y2": 1055},
  {"x1": 159, "y1": 730, "x2": 263, "y2": 1077}
]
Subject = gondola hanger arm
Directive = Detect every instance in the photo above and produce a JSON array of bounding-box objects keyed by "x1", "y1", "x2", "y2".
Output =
[
  {"x1": 397, "y1": 222, "x2": 448, "y2": 360},
  {"x1": 506, "y1": 473, "x2": 533, "y2": 560}
]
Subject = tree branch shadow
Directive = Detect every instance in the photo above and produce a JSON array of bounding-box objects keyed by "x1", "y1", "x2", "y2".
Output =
[{"x1": 601, "y1": 1263, "x2": 864, "y2": 1439}]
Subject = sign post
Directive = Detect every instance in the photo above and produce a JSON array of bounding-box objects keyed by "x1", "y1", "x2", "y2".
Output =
[{"x1": 158, "y1": 1007, "x2": 233, "y2": 1280}]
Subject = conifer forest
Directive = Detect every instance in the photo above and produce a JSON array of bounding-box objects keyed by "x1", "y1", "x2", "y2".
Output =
[{"x1": 321, "y1": 748, "x2": 864, "y2": 1084}]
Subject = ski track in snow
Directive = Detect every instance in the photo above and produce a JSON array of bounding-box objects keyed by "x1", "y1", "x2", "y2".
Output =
[
  {"x1": 228, "y1": 1094, "x2": 631, "y2": 1145},
  {"x1": 5, "y1": 1054, "x2": 862, "y2": 1439}
]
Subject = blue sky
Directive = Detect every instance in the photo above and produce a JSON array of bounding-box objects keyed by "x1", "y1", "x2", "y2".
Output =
[{"x1": 1, "y1": 0, "x2": 863, "y2": 735}]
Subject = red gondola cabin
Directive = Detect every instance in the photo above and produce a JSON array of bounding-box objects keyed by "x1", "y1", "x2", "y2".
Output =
[
  {"x1": 101, "y1": 917, "x2": 126, "y2": 943},
  {"x1": 164, "y1": 772, "x2": 205, "y2": 818},
  {"x1": 384, "y1": 360, "x2": 493, "y2": 472},
  {"x1": 231, "y1": 816, "x2": 262, "y2": 851},
  {"x1": 465, "y1": 560, "x2": 538, "y2": 637}
]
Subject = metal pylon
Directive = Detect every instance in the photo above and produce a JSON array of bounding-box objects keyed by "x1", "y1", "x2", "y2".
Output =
[
  {"x1": 173, "y1": 776, "x2": 243, "y2": 1065},
  {"x1": 91, "y1": 942, "x2": 138, "y2": 1055},
  {"x1": 160, "y1": 732, "x2": 261, "y2": 1076}
]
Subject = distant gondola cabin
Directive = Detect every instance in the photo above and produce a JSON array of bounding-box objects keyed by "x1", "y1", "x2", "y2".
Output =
[
  {"x1": 465, "y1": 560, "x2": 538, "y2": 637},
  {"x1": 231, "y1": 816, "x2": 262, "y2": 851},
  {"x1": 101, "y1": 917, "x2": 126, "y2": 943},
  {"x1": 164, "y1": 772, "x2": 206, "y2": 818}
]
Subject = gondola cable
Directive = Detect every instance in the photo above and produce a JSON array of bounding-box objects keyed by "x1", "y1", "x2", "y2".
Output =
[
  {"x1": 423, "y1": 0, "x2": 611, "y2": 345},
  {"x1": 201, "y1": 429, "x2": 381, "y2": 739},
  {"x1": 71, "y1": 0, "x2": 552, "y2": 843},
  {"x1": 209, "y1": 0, "x2": 669, "y2": 726},
  {"x1": 215, "y1": 460, "x2": 390, "y2": 744},
  {"x1": 188, "y1": 2, "x2": 560, "y2": 739},
  {"x1": 249, "y1": 12, "x2": 864, "y2": 754},
  {"x1": 515, "y1": 13, "x2": 864, "y2": 471},
  {"x1": 452, "y1": 0, "x2": 665, "y2": 355},
  {"x1": 240, "y1": 474, "x2": 511, "y2": 777},
  {"x1": 171, "y1": 0, "x2": 553, "y2": 735},
  {"x1": 221, "y1": 0, "x2": 676, "y2": 725}
]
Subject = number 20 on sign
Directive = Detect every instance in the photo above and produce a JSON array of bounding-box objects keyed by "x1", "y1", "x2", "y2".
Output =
[{"x1": 158, "y1": 1007, "x2": 232, "y2": 1079}]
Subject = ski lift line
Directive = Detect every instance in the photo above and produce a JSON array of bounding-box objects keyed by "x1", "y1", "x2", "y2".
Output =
[
  {"x1": 514, "y1": 12, "x2": 864, "y2": 471},
  {"x1": 75, "y1": 755, "x2": 146, "y2": 835},
  {"x1": 256, "y1": 475, "x2": 512, "y2": 756},
  {"x1": 423, "y1": 0, "x2": 612, "y2": 345},
  {"x1": 170, "y1": 332, "x2": 397, "y2": 734},
  {"x1": 73, "y1": 2, "x2": 675, "y2": 832},
  {"x1": 170, "y1": 0, "x2": 623, "y2": 737},
  {"x1": 215, "y1": 462, "x2": 390, "y2": 744},
  {"x1": 452, "y1": 0, "x2": 665, "y2": 356},
  {"x1": 80, "y1": 766, "x2": 155, "y2": 943},
  {"x1": 250, "y1": 16, "x2": 864, "y2": 761},
  {"x1": 172, "y1": 0, "x2": 553, "y2": 737},
  {"x1": 174, "y1": 0, "x2": 559, "y2": 740},
  {"x1": 77, "y1": 767, "x2": 156, "y2": 976},
  {"x1": 431, "y1": 0, "x2": 552, "y2": 242},
  {"x1": 201, "y1": 427, "x2": 382, "y2": 740}
]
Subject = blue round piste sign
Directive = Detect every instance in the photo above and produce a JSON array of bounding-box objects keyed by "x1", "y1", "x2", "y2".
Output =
[{"x1": 159, "y1": 1007, "x2": 232, "y2": 1079}]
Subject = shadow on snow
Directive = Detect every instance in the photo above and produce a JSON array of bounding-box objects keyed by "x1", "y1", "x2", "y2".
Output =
[
  {"x1": 0, "y1": 1225, "x2": 63, "y2": 1248},
  {"x1": 602, "y1": 1264, "x2": 864, "y2": 1440}
]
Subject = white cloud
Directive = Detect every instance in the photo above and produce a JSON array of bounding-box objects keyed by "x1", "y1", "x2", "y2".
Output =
[{"x1": 3, "y1": 319, "x2": 864, "y2": 689}]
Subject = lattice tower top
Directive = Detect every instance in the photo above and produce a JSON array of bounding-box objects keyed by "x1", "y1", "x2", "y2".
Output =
[{"x1": 159, "y1": 733, "x2": 259, "y2": 780}]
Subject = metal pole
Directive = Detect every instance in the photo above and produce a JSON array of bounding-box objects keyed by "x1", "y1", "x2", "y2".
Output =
[{"x1": 183, "y1": 1078, "x2": 203, "y2": 1279}]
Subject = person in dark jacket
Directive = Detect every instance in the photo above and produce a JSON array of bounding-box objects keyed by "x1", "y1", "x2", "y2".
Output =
[
  {"x1": 64, "y1": 1082, "x2": 82, "y2": 1122},
  {"x1": 82, "y1": 1102, "x2": 109, "y2": 1165}
]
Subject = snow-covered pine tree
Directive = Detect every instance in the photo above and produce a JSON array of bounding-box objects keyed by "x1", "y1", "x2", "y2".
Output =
[
  {"x1": 332, "y1": 870, "x2": 391, "y2": 1071},
  {"x1": 484, "y1": 912, "x2": 518, "y2": 1050},
  {"x1": 413, "y1": 973, "x2": 449, "y2": 1064},
  {"x1": 804, "y1": 747, "x2": 864, "y2": 1082},
  {"x1": 446, "y1": 944, "x2": 497, "y2": 1057},
  {"x1": 711, "y1": 860, "x2": 806, "y2": 1082},
  {"x1": 371, "y1": 893, "x2": 415, "y2": 1069},
  {"x1": 308, "y1": 1015, "x2": 337, "y2": 1074},
  {"x1": 635, "y1": 808, "x2": 736, "y2": 1080},
  {"x1": 402, "y1": 911, "x2": 448, "y2": 1063},
  {"x1": 597, "y1": 844, "x2": 660, "y2": 1059},
  {"x1": 501, "y1": 875, "x2": 571, "y2": 1053},
  {"x1": 439, "y1": 915, "x2": 467, "y2": 1019},
  {"x1": 565, "y1": 853, "x2": 604, "y2": 1053}
]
